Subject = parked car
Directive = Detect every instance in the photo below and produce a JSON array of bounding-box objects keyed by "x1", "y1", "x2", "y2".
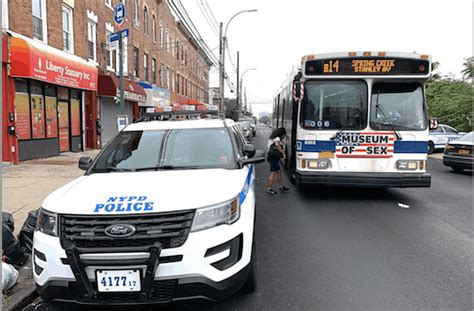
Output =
[
  {"x1": 238, "y1": 118, "x2": 256, "y2": 138},
  {"x1": 443, "y1": 132, "x2": 473, "y2": 172},
  {"x1": 33, "y1": 116, "x2": 265, "y2": 309},
  {"x1": 428, "y1": 124, "x2": 465, "y2": 154}
]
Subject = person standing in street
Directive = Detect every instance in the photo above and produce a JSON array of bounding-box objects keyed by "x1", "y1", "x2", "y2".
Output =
[{"x1": 266, "y1": 127, "x2": 290, "y2": 194}]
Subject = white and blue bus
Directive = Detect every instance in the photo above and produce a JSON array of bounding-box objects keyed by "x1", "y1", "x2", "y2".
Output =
[{"x1": 273, "y1": 52, "x2": 432, "y2": 187}]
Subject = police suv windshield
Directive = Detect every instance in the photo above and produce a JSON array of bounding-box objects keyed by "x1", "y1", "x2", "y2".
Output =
[{"x1": 92, "y1": 128, "x2": 237, "y2": 172}]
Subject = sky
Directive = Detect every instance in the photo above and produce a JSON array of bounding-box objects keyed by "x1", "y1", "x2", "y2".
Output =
[{"x1": 180, "y1": 0, "x2": 473, "y2": 116}]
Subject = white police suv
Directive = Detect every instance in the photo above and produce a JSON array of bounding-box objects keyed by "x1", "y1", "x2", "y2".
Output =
[{"x1": 33, "y1": 115, "x2": 264, "y2": 308}]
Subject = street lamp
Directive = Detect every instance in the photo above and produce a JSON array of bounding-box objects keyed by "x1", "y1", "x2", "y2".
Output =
[
  {"x1": 238, "y1": 68, "x2": 257, "y2": 114},
  {"x1": 219, "y1": 9, "x2": 257, "y2": 115}
]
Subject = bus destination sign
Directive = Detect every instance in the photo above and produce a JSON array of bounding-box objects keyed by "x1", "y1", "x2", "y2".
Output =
[{"x1": 305, "y1": 58, "x2": 430, "y2": 76}]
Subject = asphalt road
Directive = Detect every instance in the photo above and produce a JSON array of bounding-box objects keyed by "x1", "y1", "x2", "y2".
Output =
[
  {"x1": 29, "y1": 124, "x2": 472, "y2": 311},
  {"x1": 177, "y1": 124, "x2": 472, "y2": 311}
]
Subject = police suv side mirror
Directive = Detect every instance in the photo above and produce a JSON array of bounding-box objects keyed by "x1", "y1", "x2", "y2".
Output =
[
  {"x1": 78, "y1": 157, "x2": 93, "y2": 170},
  {"x1": 242, "y1": 149, "x2": 265, "y2": 165},
  {"x1": 242, "y1": 144, "x2": 256, "y2": 158}
]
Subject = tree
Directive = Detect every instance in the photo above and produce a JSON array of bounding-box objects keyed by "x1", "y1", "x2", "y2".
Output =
[{"x1": 461, "y1": 57, "x2": 473, "y2": 81}]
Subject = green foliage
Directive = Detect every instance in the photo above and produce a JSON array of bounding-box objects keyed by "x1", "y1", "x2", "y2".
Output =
[{"x1": 426, "y1": 79, "x2": 473, "y2": 132}]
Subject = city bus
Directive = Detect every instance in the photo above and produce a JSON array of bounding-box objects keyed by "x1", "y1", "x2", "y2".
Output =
[{"x1": 273, "y1": 52, "x2": 432, "y2": 187}]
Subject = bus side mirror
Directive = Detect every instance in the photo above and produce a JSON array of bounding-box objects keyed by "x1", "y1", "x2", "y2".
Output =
[{"x1": 429, "y1": 118, "x2": 438, "y2": 130}]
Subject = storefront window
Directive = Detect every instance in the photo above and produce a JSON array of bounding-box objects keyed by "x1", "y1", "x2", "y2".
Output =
[
  {"x1": 30, "y1": 82, "x2": 45, "y2": 139},
  {"x1": 45, "y1": 86, "x2": 58, "y2": 138},
  {"x1": 70, "y1": 90, "x2": 81, "y2": 136},
  {"x1": 15, "y1": 80, "x2": 31, "y2": 140}
]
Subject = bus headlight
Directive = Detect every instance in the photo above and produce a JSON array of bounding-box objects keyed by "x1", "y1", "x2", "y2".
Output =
[
  {"x1": 396, "y1": 160, "x2": 418, "y2": 170},
  {"x1": 191, "y1": 198, "x2": 240, "y2": 232},
  {"x1": 36, "y1": 208, "x2": 58, "y2": 236},
  {"x1": 308, "y1": 159, "x2": 330, "y2": 169}
]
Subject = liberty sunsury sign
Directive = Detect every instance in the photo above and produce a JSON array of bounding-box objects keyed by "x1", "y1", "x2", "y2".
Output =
[
  {"x1": 335, "y1": 132, "x2": 394, "y2": 158},
  {"x1": 9, "y1": 36, "x2": 98, "y2": 91}
]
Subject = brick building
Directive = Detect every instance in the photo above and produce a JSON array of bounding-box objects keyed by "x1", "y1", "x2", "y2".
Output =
[{"x1": 1, "y1": 0, "x2": 212, "y2": 162}]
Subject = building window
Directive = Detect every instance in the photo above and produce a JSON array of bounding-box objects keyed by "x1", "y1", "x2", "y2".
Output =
[
  {"x1": 143, "y1": 6, "x2": 148, "y2": 35},
  {"x1": 105, "y1": 0, "x2": 112, "y2": 8},
  {"x1": 166, "y1": 30, "x2": 170, "y2": 53},
  {"x1": 160, "y1": 21, "x2": 164, "y2": 48},
  {"x1": 170, "y1": 33, "x2": 174, "y2": 56},
  {"x1": 2, "y1": 0, "x2": 9, "y2": 29},
  {"x1": 133, "y1": 47, "x2": 139, "y2": 77},
  {"x1": 171, "y1": 70, "x2": 175, "y2": 92},
  {"x1": 166, "y1": 67, "x2": 170, "y2": 90},
  {"x1": 176, "y1": 74, "x2": 180, "y2": 94},
  {"x1": 87, "y1": 19, "x2": 97, "y2": 61},
  {"x1": 176, "y1": 40, "x2": 179, "y2": 60},
  {"x1": 159, "y1": 62, "x2": 164, "y2": 87},
  {"x1": 133, "y1": 0, "x2": 139, "y2": 27},
  {"x1": 62, "y1": 5, "x2": 73, "y2": 53},
  {"x1": 144, "y1": 53, "x2": 148, "y2": 82},
  {"x1": 152, "y1": 15, "x2": 156, "y2": 42},
  {"x1": 32, "y1": 0, "x2": 46, "y2": 42},
  {"x1": 106, "y1": 31, "x2": 114, "y2": 70},
  {"x1": 152, "y1": 58, "x2": 156, "y2": 84}
]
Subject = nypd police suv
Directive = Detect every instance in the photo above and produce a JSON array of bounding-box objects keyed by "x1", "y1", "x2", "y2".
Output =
[{"x1": 33, "y1": 115, "x2": 264, "y2": 308}]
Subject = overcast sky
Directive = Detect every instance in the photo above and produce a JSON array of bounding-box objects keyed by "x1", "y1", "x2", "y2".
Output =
[{"x1": 182, "y1": 0, "x2": 473, "y2": 116}]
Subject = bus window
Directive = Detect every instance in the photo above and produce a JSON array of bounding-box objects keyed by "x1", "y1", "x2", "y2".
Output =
[
  {"x1": 370, "y1": 82, "x2": 425, "y2": 131},
  {"x1": 280, "y1": 98, "x2": 286, "y2": 127},
  {"x1": 301, "y1": 81, "x2": 367, "y2": 130}
]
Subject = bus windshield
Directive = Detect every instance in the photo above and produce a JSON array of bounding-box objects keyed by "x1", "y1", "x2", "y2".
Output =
[
  {"x1": 370, "y1": 82, "x2": 426, "y2": 131},
  {"x1": 301, "y1": 80, "x2": 367, "y2": 130}
]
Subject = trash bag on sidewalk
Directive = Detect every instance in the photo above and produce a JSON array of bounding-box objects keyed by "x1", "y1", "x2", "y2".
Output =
[
  {"x1": 2, "y1": 212, "x2": 15, "y2": 232},
  {"x1": 2, "y1": 223, "x2": 29, "y2": 266},
  {"x1": 18, "y1": 210, "x2": 39, "y2": 253},
  {"x1": 2, "y1": 262, "x2": 19, "y2": 292}
]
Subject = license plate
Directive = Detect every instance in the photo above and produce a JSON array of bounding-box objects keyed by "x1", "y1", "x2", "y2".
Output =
[
  {"x1": 458, "y1": 149, "x2": 470, "y2": 155},
  {"x1": 96, "y1": 270, "x2": 141, "y2": 292}
]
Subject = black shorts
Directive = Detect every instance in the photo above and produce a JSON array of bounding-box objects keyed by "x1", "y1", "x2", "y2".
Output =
[{"x1": 267, "y1": 157, "x2": 280, "y2": 172}]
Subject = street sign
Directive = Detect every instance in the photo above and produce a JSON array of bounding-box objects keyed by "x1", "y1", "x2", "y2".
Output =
[
  {"x1": 108, "y1": 29, "x2": 128, "y2": 51},
  {"x1": 114, "y1": 2, "x2": 126, "y2": 27},
  {"x1": 109, "y1": 29, "x2": 128, "y2": 42}
]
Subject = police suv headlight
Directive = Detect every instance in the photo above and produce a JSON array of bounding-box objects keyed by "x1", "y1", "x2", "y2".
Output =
[
  {"x1": 191, "y1": 198, "x2": 240, "y2": 232},
  {"x1": 36, "y1": 208, "x2": 58, "y2": 236},
  {"x1": 396, "y1": 160, "x2": 418, "y2": 170}
]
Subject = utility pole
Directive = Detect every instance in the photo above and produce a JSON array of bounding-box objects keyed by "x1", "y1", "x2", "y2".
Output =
[
  {"x1": 118, "y1": 30, "x2": 124, "y2": 115},
  {"x1": 236, "y1": 51, "x2": 240, "y2": 117},
  {"x1": 218, "y1": 23, "x2": 225, "y2": 114}
]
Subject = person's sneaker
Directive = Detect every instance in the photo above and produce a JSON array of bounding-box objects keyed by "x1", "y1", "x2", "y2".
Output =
[
  {"x1": 266, "y1": 188, "x2": 277, "y2": 195},
  {"x1": 279, "y1": 186, "x2": 290, "y2": 193}
]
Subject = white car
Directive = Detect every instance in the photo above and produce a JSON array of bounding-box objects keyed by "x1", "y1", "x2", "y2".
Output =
[
  {"x1": 428, "y1": 124, "x2": 464, "y2": 153},
  {"x1": 33, "y1": 117, "x2": 264, "y2": 309}
]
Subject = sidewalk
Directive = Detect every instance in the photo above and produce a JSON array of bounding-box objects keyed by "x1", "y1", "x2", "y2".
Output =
[
  {"x1": 2, "y1": 150, "x2": 100, "y2": 310},
  {"x1": 2, "y1": 150, "x2": 100, "y2": 235}
]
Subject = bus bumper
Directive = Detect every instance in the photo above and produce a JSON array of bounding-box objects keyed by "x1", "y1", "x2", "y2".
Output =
[{"x1": 294, "y1": 171, "x2": 431, "y2": 188}]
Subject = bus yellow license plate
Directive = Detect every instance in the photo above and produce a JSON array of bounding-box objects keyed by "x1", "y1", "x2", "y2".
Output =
[
  {"x1": 458, "y1": 149, "x2": 469, "y2": 155},
  {"x1": 96, "y1": 270, "x2": 141, "y2": 292}
]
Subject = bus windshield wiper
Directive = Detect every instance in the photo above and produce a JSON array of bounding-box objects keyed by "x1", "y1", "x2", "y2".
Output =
[
  {"x1": 375, "y1": 91, "x2": 402, "y2": 141},
  {"x1": 134, "y1": 165, "x2": 200, "y2": 171},
  {"x1": 330, "y1": 108, "x2": 363, "y2": 140}
]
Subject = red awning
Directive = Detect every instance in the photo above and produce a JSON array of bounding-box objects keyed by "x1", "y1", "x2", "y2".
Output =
[
  {"x1": 7, "y1": 31, "x2": 98, "y2": 91},
  {"x1": 98, "y1": 73, "x2": 146, "y2": 103}
]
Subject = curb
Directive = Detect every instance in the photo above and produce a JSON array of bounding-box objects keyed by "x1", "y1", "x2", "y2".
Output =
[{"x1": 4, "y1": 284, "x2": 37, "y2": 311}]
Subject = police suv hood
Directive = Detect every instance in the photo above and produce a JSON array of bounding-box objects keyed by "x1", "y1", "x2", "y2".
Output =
[{"x1": 42, "y1": 169, "x2": 248, "y2": 215}]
